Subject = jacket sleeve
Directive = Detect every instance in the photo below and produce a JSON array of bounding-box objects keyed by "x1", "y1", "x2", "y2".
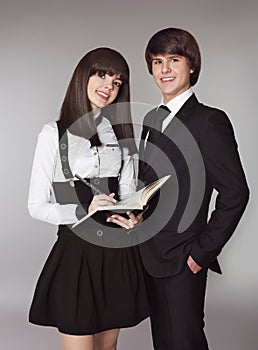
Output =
[{"x1": 190, "y1": 110, "x2": 249, "y2": 268}]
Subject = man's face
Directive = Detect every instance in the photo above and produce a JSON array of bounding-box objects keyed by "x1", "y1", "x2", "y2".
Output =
[{"x1": 151, "y1": 53, "x2": 194, "y2": 104}]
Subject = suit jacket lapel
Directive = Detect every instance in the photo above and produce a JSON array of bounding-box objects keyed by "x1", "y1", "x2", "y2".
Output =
[
  {"x1": 142, "y1": 94, "x2": 199, "y2": 177},
  {"x1": 156, "y1": 94, "x2": 199, "y2": 151}
]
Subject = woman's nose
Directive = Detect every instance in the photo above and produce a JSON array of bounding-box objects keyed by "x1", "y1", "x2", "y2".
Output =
[{"x1": 104, "y1": 79, "x2": 113, "y2": 91}]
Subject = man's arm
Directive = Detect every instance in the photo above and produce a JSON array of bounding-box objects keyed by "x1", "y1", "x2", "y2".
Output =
[{"x1": 190, "y1": 110, "x2": 249, "y2": 268}]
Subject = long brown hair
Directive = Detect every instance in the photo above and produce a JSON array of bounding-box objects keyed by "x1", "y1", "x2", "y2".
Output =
[{"x1": 59, "y1": 47, "x2": 137, "y2": 154}]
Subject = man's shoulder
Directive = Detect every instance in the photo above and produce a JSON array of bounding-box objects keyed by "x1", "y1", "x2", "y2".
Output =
[
  {"x1": 190, "y1": 100, "x2": 235, "y2": 136},
  {"x1": 192, "y1": 99, "x2": 228, "y2": 122},
  {"x1": 197, "y1": 101, "x2": 225, "y2": 114}
]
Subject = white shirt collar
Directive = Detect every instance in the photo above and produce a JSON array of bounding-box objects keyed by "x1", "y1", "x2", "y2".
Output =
[{"x1": 158, "y1": 88, "x2": 193, "y2": 116}]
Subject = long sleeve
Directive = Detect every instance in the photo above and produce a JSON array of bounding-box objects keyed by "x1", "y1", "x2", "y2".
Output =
[
  {"x1": 28, "y1": 119, "x2": 137, "y2": 226},
  {"x1": 28, "y1": 123, "x2": 79, "y2": 225},
  {"x1": 190, "y1": 110, "x2": 249, "y2": 267}
]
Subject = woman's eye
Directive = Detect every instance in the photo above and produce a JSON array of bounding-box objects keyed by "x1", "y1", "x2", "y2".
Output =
[
  {"x1": 97, "y1": 72, "x2": 105, "y2": 78},
  {"x1": 114, "y1": 81, "x2": 122, "y2": 88},
  {"x1": 171, "y1": 58, "x2": 179, "y2": 62}
]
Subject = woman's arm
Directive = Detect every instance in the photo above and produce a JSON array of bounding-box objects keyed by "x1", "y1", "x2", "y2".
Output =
[{"x1": 27, "y1": 123, "x2": 80, "y2": 225}]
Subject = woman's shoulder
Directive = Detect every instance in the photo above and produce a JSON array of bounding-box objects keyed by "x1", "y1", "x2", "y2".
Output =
[
  {"x1": 38, "y1": 121, "x2": 58, "y2": 138},
  {"x1": 36, "y1": 121, "x2": 59, "y2": 150},
  {"x1": 40, "y1": 121, "x2": 58, "y2": 133}
]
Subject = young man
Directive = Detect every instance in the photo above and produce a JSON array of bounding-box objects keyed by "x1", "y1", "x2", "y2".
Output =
[{"x1": 109, "y1": 28, "x2": 249, "y2": 349}]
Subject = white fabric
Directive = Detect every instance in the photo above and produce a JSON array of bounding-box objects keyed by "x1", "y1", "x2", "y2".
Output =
[
  {"x1": 159, "y1": 88, "x2": 193, "y2": 131},
  {"x1": 28, "y1": 117, "x2": 136, "y2": 225}
]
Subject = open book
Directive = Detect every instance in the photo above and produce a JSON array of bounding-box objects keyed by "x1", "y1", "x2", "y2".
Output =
[{"x1": 72, "y1": 175, "x2": 171, "y2": 228}]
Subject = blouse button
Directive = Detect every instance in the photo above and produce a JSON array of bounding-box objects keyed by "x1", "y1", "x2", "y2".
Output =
[
  {"x1": 95, "y1": 165, "x2": 98, "y2": 168},
  {"x1": 93, "y1": 151, "x2": 97, "y2": 156}
]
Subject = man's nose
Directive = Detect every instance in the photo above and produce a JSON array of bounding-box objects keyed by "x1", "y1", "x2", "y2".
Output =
[{"x1": 161, "y1": 61, "x2": 171, "y2": 73}]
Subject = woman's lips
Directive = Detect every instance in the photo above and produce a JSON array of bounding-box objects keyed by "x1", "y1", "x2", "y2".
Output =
[{"x1": 96, "y1": 90, "x2": 110, "y2": 100}]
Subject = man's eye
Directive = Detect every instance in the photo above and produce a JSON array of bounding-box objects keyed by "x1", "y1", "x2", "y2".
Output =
[
  {"x1": 114, "y1": 81, "x2": 122, "y2": 88},
  {"x1": 153, "y1": 60, "x2": 162, "y2": 65}
]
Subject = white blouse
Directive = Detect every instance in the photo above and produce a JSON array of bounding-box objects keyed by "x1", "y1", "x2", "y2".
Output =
[{"x1": 28, "y1": 116, "x2": 136, "y2": 225}]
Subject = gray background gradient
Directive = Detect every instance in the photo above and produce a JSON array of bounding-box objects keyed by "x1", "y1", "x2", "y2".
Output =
[{"x1": 1, "y1": 0, "x2": 257, "y2": 349}]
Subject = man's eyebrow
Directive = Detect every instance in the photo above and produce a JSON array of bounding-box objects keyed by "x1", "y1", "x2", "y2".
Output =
[
  {"x1": 152, "y1": 54, "x2": 181, "y2": 60},
  {"x1": 167, "y1": 55, "x2": 180, "y2": 58}
]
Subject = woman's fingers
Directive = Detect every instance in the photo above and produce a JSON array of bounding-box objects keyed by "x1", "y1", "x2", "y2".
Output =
[
  {"x1": 107, "y1": 211, "x2": 143, "y2": 229},
  {"x1": 107, "y1": 215, "x2": 130, "y2": 229},
  {"x1": 93, "y1": 193, "x2": 116, "y2": 205},
  {"x1": 88, "y1": 193, "x2": 116, "y2": 213}
]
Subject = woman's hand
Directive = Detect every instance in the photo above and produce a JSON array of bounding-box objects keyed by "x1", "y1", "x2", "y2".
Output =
[
  {"x1": 107, "y1": 211, "x2": 143, "y2": 230},
  {"x1": 88, "y1": 193, "x2": 116, "y2": 213}
]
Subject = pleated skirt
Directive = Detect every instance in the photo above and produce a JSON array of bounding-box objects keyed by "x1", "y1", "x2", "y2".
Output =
[{"x1": 29, "y1": 227, "x2": 149, "y2": 335}]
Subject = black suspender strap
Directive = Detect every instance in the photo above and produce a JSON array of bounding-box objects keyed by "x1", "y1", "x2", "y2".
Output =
[
  {"x1": 56, "y1": 120, "x2": 74, "y2": 180},
  {"x1": 53, "y1": 121, "x2": 80, "y2": 206}
]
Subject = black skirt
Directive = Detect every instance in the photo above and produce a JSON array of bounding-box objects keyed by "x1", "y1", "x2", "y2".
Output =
[{"x1": 29, "y1": 227, "x2": 149, "y2": 335}]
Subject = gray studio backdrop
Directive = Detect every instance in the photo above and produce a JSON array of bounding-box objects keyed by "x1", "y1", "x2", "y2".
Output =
[{"x1": 1, "y1": 0, "x2": 257, "y2": 349}]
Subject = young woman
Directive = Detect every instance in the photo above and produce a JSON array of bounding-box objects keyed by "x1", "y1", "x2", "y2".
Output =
[{"x1": 28, "y1": 47, "x2": 149, "y2": 350}]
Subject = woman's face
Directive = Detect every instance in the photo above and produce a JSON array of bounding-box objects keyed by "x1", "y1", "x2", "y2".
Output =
[{"x1": 87, "y1": 72, "x2": 123, "y2": 110}]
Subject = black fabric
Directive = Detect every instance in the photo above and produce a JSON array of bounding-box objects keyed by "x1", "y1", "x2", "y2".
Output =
[
  {"x1": 138, "y1": 106, "x2": 170, "y2": 190},
  {"x1": 29, "y1": 121, "x2": 150, "y2": 335},
  {"x1": 147, "y1": 105, "x2": 171, "y2": 144},
  {"x1": 56, "y1": 120, "x2": 73, "y2": 179},
  {"x1": 53, "y1": 177, "x2": 120, "y2": 223},
  {"x1": 136, "y1": 93, "x2": 248, "y2": 350},
  {"x1": 139, "y1": 94, "x2": 249, "y2": 276},
  {"x1": 146, "y1": 266, "x2": 209, "y2": 350},
  {"x1": 29, "y1": 231, "x2": 149, "y2": 335}
]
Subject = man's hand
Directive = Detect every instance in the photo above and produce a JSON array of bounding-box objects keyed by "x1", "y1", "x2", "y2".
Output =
[
  {"x1": 107, "y1": 211, "x2": 143, "y2": 230},
  {"x1": 187, "y1": 255, "x2": 202, "y2": 274},
  {"x1": 88, "y1": 193, "x2": 116, "y2": 213}
]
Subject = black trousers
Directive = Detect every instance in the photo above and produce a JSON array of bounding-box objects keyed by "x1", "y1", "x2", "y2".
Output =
[{"x1": 146, "y1": 264, "x2": 209, "y2": 350}]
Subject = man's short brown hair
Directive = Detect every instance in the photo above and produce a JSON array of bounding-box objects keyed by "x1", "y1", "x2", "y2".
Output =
[{"x1": 145, "y1": 28, "x2": 201, "y2": 86}]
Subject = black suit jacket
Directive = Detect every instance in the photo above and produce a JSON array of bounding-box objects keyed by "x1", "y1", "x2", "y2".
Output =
[{"x1": 138, "y1": 94, "x2": 249, "y2": 277}]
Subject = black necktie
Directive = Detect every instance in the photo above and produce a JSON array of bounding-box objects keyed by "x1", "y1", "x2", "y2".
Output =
[{"x1": 148, "y1": 105, "x2": 171, "y2": 143}]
